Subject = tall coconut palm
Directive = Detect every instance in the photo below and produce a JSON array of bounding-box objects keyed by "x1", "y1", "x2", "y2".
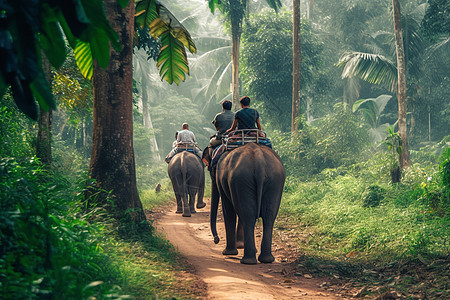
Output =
[
  {"x1": 337, "y1": 3, "x2": 426, "y2": 169},
  {"x1": 208, "y1": 0, "x2": 282, "y2": 109},
  {"x1": 291, "y1": 0, "x2": 300, "y2": 133},
  {"x1": 392, "y1": 0, "x2": 410, "y2": 168}
]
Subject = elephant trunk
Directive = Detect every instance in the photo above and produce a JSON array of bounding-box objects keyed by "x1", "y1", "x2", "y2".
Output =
[{"x1": 210, "y1": 170, "x2": 220, "y2": 244}]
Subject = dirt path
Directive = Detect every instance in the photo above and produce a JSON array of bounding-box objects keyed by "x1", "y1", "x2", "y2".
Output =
[{"x1": 153, "y1": 198, "x2": 343, "y2": 300}]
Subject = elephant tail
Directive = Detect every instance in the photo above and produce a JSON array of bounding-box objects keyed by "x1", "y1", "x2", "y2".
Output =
[
  {"x1": 181, "y1": 155, "x2": 188, "y2": 197},
  {"x1": 256, "y1": 163, "x2": 265, "y2": 219}
]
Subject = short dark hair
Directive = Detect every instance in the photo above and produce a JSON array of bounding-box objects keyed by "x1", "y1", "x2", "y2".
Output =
[
  {"x1": 182, "y1": 123, "x2": 189, "y2": 129},
  {"x1": 239, "y1": 96, "x2": 250, "y2": 106},
  {"x1": 222, "y1": 100, "x2": 232, "y2": 110}
]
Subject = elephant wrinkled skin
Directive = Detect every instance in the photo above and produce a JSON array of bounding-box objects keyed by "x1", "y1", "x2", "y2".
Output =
[
  {"x1": 204, "y1": 143, "x2": 286, "y2": 264},
  {"x1": 168, "y1": 151, "x2": 206, "y2": 217}
]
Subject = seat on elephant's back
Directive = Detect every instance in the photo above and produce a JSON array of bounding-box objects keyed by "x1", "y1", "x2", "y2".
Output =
[
  {"x1": 210, "y1": 130, "x2": 272, "y2": 168},
  {"x1": 175, "y1": 143, "x2": 198, "y2": 154},
  {"x1": 224, "y1": 129, "x2": 272, "y2": 150}
]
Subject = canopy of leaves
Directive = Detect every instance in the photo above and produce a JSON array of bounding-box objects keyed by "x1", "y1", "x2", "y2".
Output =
[
  {"x1": 240, "y1": 10, "x2": 324, "y2": 131},
  {"x1": 0, "y1": 0, "x2": 122, "y2": 120},
  {"x1": 422, "y1": 0, "x2": 450, "y2": 37}
]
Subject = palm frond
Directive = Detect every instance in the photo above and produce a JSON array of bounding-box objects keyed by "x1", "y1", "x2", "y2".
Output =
[
  {"x1": 337, "y1": 52, "x2": 397, "y2": 92},
  {"x1": 153, "y1": 24, "x2": 189, "y2": 85},
  {"x1": 264, "y1": 0, "x2": 283, "y2": 12},
  {"x1": 136, "y1": 0, "x2": 197, "y2": 85}
]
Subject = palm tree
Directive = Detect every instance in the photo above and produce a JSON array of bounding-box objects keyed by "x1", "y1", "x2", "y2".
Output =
[
  {"x1": 208, "y1": 0, "x2": 282, "y2": 109},
  {"x1": 392, "y1": 0, "x2": 410, "y2": 168},
  {"x1": 291, "y1": 0, "x2": 300, "y2": 133},
  {"x1": 337, "y1": 3, "x2": 426, "y2": 169}
]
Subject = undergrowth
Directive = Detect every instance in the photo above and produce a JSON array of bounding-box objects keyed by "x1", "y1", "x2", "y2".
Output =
[
  {"x1": 279, "y1": 149, "x2": 449, "y2": 263},
  {"x1": 0, "y1": 157, "x2": 194, "y2": 299}
]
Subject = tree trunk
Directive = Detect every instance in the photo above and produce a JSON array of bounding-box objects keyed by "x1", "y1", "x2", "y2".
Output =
[
  {"x1": 392, "y1": 0, "x2": 411, "y2": 169},
  {"x1": 37, "y1": 54, "x2": 52, "y2": 165},
  {"x1": 291, "y1": 0, "x2": 301, "y2": 133},
  {"x1": 90, "y1": 0, "x2": 145, "y2": 222},
  {"x1": 142, "y1": 82, "x2": 161, "y2": 162},
  {"x1": 229, "y1": 0, "x2": 243, "y2": 110}
]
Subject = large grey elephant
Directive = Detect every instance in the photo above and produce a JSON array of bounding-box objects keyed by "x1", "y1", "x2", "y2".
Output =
[
  {"x1": 168, "y1": 151, "x2": 206, "y2": 217},
  {"x1": 203, "y1": 143, "x2": 286, "y2": 264}
]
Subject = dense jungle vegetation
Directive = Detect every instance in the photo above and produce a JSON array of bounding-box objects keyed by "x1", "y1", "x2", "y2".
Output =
[{"x1": 1, "y1": 0, "x2": 449, "y2": 298}]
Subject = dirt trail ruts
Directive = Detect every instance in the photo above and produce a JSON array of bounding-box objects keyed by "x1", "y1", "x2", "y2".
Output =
[{"x1": 153, "y1": 198, "x2": 341, "y2": 300}]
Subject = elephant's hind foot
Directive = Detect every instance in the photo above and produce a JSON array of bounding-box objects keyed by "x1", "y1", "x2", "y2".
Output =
[
  {"x1": 222, "y1": 248, "x2": 238, "y2": 255},
  {"x1": 240, "y1": 256, "x2": 257, "y2": 264},
  {"x1": 196, "y1": 202, "x2": 206, "y2": 209},
  {"x1": 176, "y1": 210, "x2": 183, "y2": 214},
  {"x1": 258, "y1": 253, "x2": 275, "y2": 263}
]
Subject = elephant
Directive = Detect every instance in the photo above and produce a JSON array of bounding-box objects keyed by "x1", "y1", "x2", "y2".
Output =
[
  {"x1": 203, "y1": 143, "x2": 286, "y2": 264},
  {"x1": 168, "y1": 151, "x2": 206, "y2": 217}
]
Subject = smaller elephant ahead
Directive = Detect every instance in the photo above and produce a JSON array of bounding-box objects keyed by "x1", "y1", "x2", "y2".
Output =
[{"x1": 168, "y1": 151, "x2": 206, "y2": 217}]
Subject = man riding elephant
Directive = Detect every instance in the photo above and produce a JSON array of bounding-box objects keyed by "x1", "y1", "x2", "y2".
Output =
[
  {"x1": 165, "y1": 123, "x2": 202, "y2": 163},
  {"x1": 210, "y1": 100, "x2": 234, "y2": 147},
  {"x1": 225, "y1": 96, "x2": 261, "y2": 134}
]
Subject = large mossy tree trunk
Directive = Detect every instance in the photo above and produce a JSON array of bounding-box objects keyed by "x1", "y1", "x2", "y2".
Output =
[
  {"x1": 392, "y1": 0, "x2": 411, "y2": 169},
  {"x1": 90, "y1": 0, "x2": 145, "y2": 222}
]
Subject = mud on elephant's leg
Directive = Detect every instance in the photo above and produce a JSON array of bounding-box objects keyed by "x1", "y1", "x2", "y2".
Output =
[
  {"x1": 258, "y1": 218, "x2": 275, "y2": 263},
  {"x1": 221, "y1": 195, "x2": 238, "y2": 255},
  {"x1": 241, "y1": 219, "x2": 258, "y2": 265}
]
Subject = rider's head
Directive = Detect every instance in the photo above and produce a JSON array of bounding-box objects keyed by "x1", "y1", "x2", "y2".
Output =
[
  {"x1": 222, "y1": 100, "x2": 232, "y2": 111},
  {"x1": 182, "y1": 123, "x2": 189, "y2": 130},
  {"x1": 239, "y1": 96, "x2": 250, "y2": 107}
]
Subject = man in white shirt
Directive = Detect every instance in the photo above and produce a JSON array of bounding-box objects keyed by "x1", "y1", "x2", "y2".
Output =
[
  {"x1": 165, "y1": 123, "x2": 202, "y2": 163},
  {"x1": 177, "y1": 123, "x2": 197, "y2": 144}
]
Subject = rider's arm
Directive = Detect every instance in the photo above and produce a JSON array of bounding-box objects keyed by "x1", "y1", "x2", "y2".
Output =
[
  {"x1": 256, "y1": 118, "x2": 262, "y2": 130},
  {"x1": 225, "y1": 118, "x2": 238, "y2": 134}
]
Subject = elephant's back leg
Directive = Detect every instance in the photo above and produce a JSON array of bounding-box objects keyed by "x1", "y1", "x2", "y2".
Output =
[
  {"x1": 218, "y1": 184, "x2": 238, "y2": 256},
  {"x1": 169, "y1": 173, "x2": 184, "y2": 214},
  {"x1": 258, "y1": 184, "x2": 283, "y2": 263}
]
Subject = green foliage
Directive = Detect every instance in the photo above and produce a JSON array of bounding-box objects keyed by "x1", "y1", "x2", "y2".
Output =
[
  {"x1": 422, "y1": 0, "x2": 450, "y2": 37},
  {"x1": 440, "y1": 147, "x2": 450, "y2": 189},
  {"x1": 279, "y1": 155, "x2": 449, "y2": 262},
  {"x1": 135, "y1": 0, "x2": 196, "y2": 85},
  {"x1": 362, "y1": 185, "x2": 385, "y2": 207},
  {"x1": 0, "y1": 93, "x2": 36, "y2": 158},
  {"x1": 274, "y1": 104, "x2": 370, "y2": 177},
  {"x1": 0, "y1": 158, "x2": 123, "y2": 298},
  {"x1": 0, "y1": 0, "x2": 120, "y2": 120},
  {"x1": 337, "y1": 52, "x2": 397, "y2": 92},
  {"x1": 240, "y1": 10, "x2": 325, "y2": 131}
]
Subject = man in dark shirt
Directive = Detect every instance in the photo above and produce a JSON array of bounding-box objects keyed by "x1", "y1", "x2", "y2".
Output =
[
  {"x1": 210, "y1": 100, "x2": 234, "y2": 147},
  {"x1": 225, "y1": 96, "x2": 261, "y2": 134}
]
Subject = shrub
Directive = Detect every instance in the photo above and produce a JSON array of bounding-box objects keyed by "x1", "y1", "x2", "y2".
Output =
[
  {"x1": 0, "y1": 158, "x2": 122, "y2": 299},
  {"x1": 272, "y1": 104, "x2": 370, "y2": 178},
  {"x1": 362, "y1": 185, "x2": 385, "y2": 207}
]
